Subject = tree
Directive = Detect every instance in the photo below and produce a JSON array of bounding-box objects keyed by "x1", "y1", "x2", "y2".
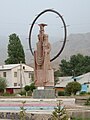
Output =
[
  {"x1": 19, "y1": 101, "x2": 27, "y2": 120},
  {"x1": 51, "y1": 101, "x2": 69, "y2": 120},
  {"x1": 59, "y1": 54, "x2": 90, "y2": 76},
  {"x1": 54, "y1": 70, "x2": 60, "y2": 85},
  {"x1": 24, "y1": 85, "x2": 30, "y2": 96},
  {"x1": 65, "y1": 81, "x2": 81, "y2": 95},
  {"x1": 24, "y1": 83, "x2": 36, "y2": 96},
  {"x1": 59, "y1": 59, "x2": 71, "y2": 76},
  {"x1": 5, "y1": 33, "x2": 25, "y2": 64},
  {"x1": 29, "y1": 83, "x2": 36, "y2": 92},
  {"x1": 0, "y1": 77, "x2": 7, "y2": 93}
]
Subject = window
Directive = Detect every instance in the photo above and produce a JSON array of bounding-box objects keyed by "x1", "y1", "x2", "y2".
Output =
[
  {"x1": 29, "y1": 73, "x2": 31, "y2": 78},
  {"x1": 23, "y1": 66, "x2": 25, "y2": 70},
  {"x1": 14, "y1": 72, "x2": 17, "y2": 77},
  {"x1": 14, "y1": 83, "x2": 17, "y2": 86},
  {"x1": 3, "y1": 72, "x2": 6, "y2": 77}
]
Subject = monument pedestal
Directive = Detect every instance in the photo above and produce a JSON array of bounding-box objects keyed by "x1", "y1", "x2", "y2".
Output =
[
  {"x1": 33, "y1": 69, "x2": 55, "y2": 98},
  {"x1": 33, "y1": 88, "x2": 55, "y2": 98}
]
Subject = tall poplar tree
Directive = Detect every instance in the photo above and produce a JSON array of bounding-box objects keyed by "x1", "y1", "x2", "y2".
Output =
[{"x1": 5, "y1": 33, "x2": 25, "y2": 64}]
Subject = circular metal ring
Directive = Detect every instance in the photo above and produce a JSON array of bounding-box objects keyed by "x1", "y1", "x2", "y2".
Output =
[{"x1": 29, "y1": 9, "x2": 67, "y2": 62}]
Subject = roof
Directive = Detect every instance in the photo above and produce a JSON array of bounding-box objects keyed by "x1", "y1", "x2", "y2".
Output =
[
  {"x1": 0, "y1": 64, "x2": 20, "y2": 70},
  {"x1": 0, "y1": 64, "x2": 34, "y2": 71},
  {"x1": 55, "y1": 76, "x2": 72, "y2": 88},
  {"x1": 55, "y1": 72, "x2": 90, "y2": 88}
]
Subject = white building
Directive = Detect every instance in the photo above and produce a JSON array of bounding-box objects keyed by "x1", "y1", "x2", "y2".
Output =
[{"x1": 0, "y1": 64, "x2": 34, "y2": 93}]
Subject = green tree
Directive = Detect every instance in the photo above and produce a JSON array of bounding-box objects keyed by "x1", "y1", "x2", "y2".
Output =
[
  {"x1": 54, "y1": 70, "x2": 60, "y2": 85},
  {"x1": 0, "y1": 77, "x2": 7, "y2": 93},
  {"x1": 24, "y1": 85, "x2": 30, "y2": 96},
  {"x1": 60, "y1": 59, "x2": 71, "y2": 76},
  {"x1": 19, "y1": 101, "x2": 26, "y2": 120},
  {"x1": 65, "y1": 81, "x2": 81, "y2": 95},
  {"x1": 59, "y1": 54, "x2": 90, "y2": 76},
  {"x1": 5, "y1": 33, "x2": 25, "y2": 64},
  {"x1": 51, "y1": 101, "x2": 69, "y2": 120},
  {"x1": 29, "y1": 83, "x2": 36, "y2": 92}
]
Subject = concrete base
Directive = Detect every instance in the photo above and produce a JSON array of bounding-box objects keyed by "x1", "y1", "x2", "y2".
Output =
[{"x1": 33, "y1": 89, "x2": 55, "y2": 99}]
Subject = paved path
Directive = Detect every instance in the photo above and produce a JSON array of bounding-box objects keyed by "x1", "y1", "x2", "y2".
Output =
[
  {"x1": 0, "y1": 97, "x2": 89, "y2": 113},
  {"x1": 0, "y1": 97, "x2": 90, "y2": 120}
]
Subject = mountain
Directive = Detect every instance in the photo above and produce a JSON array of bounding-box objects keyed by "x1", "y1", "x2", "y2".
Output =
[
  {"x1": 0, "y1": 36, "x2": 8, "y2": 65},
  {"x1": 0, "y1": 32, "x2": 90, "y2": 69},
  {"x1": 51, "y1": 32, "x2": 90, "y2": 69}
]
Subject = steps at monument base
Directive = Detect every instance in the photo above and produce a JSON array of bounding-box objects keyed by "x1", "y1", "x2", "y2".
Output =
[{"x1": 33, "y1": 89, "x2": 55, "y2": 98}]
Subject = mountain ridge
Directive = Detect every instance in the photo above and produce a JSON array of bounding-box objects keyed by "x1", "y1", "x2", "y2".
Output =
[{"x1": 0, "y1": 32, "x2": 90, "y2": 69}]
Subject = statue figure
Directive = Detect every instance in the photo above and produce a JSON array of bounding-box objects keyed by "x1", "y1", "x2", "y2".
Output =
[
  {"x1": 43, "y1": 34, "x2": 51, "y2": 70},
  {"x1": 34, "y1": 23, "x2": 54, "y2": 87},
  {"x1": 35, "y1": 23, "x2": 46, "y2": 69}
]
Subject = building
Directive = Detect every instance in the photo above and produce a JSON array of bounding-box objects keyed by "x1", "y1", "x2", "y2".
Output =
[
  {"x1": 0, "y1": 64, "x2": 34, "y2": 94},
  {"x1": 55, "y1": 76, "x2": 72, "y2": 93},
  {"x1": 55, "y1": 72, "x2": 90, "y2": 93}
]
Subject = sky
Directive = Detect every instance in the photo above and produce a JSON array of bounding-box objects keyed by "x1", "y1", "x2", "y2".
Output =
[{"x1": 0, "y1": 0, "x2": 90, "y2": 38}]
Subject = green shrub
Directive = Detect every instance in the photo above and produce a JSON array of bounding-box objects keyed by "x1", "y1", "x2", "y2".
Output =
[
  {"x1": 51, "y1": 100, "x2": 69, "y2": 120},
  {"x1": 85, "y1": 97, "x2": 90, "y2": 105},
  {"x1": 19, "y1": 101, "x2": 26, "y2": 120},
  {"x1": 58, "y1": 91, "x2": 65, "y2": 96},
  {"x1": 65, "y1": 81, "x2": 81, "y2": 95},
  {"x1": 2, "y1": 92, "x2": 15, "y2": 96},
  {"x1": 19, "y1": 90, "x2": 26, "y2": 96},
  {"x1": 80, "y1": 91, "x2": 87, "y2": 95},
  {"x1": 27, "y1": 90, "x2": 32, "y2": 96},
  {"x1": 29, "y1": 83, "x2": 36, "y2": 92},
  {"x1": 87, "y1": 92, "x2": 90, "y2": 95}
]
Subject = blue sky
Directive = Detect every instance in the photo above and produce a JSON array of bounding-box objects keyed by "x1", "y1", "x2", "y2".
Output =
[{"x1": 0, "y1": 0, "x2": 90, "y2": 37}]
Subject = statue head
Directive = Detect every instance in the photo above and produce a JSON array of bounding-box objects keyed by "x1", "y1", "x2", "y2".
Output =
[{"x1": 38, "y1": 23, "x2": 47, "y2": 34}]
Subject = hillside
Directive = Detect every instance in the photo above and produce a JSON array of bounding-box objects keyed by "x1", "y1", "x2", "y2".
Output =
[
  {"x1": 51, "y1": 32, "x2": 90, "y2": 69},
  {"x1": 0, "y1": 32, "x2": 90, "y2": 69}
]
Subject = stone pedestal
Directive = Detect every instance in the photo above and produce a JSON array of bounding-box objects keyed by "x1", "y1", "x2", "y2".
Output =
[{"x1": 33, "y1": 88, "x2": 55, "y2": 98}]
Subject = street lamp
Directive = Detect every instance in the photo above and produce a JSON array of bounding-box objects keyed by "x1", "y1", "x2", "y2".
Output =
[{"x1": 72, "y1": 70, "x2": 76, "y2": 81}]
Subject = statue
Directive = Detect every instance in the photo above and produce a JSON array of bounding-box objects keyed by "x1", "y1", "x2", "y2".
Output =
[
  {"x1": 29, "y1": 9, "x2": 67, "y2": 98},
  {"x1": 34, "y1": 23, "x2": 54, "y2": 87}
]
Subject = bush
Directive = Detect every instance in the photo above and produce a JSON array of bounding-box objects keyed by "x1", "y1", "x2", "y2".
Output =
[
  {"x1": 65, "y1": 81, "x2": 81, "y2": 95},
  {"x1": 87, "y1": 92, "x2": 90, "y2": 95},
  {"x1": 51, "y1": 100, "x2": 69, "y2": 120},
  {"x1": 24, "y1": 85, "x2": 30, "y2": 92},
  {"x1": 85, "y1": 97, "x2": 90, "y2": 105},
  {"x1": 27, "y1": 90, "x2": 32, "y2": 96},
  {"x1": 29, "y1": 83, "x2": 36, "y2": 92},
  {"x1": 80, "y1": 91, "x2": 87, "y2": 95},
  {"x1": 58, "y1": 91, "x2": 65, "y2": 96},
  {"x1": 0, "y1": 77, "x2": 7, "y2": 92},
  {"x1": 2, "y1": 92, "x2": 15, "y2": 96},
  {"x1": 19, "y1": 90, "x2": 26, "y2": 96},
  {"x1": 64, "y1": 91, "x2": 71, "y2": 96}
]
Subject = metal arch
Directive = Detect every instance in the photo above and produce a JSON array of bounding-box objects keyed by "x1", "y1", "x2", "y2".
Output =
[{"x1": 29, "y1": 9, "x2": 67, "y2": 62}]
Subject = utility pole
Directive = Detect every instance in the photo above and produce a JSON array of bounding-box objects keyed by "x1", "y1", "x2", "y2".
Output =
[{"x1": 20, "y1": 61, "x2": 22, "y2": 91}]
